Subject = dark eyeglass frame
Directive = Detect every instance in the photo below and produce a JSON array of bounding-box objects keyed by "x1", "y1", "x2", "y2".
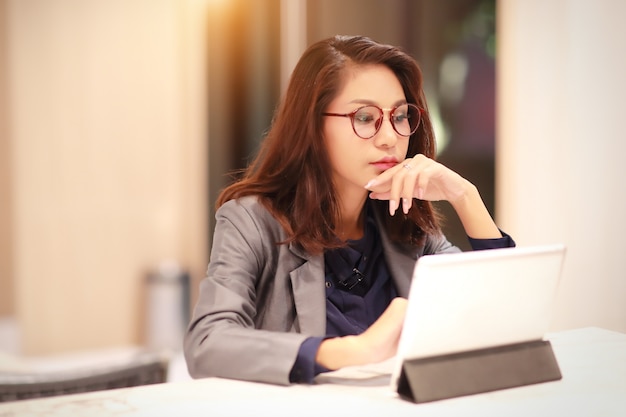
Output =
[{"x1": 322, "y1": 103, "x2": 423, "y2": 139}]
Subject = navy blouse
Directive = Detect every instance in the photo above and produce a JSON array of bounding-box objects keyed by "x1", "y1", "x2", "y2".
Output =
[{"x1": 288, "y1": 209, "x2": 515, "y2": 383}]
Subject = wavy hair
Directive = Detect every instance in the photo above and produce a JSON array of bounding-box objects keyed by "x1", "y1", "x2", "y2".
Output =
[{"x1": 217, "y1": 35, "x2": 441, "y2": 254}]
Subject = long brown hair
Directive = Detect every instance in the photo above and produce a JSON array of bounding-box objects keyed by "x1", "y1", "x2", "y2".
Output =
[{"x1": 217, "y1": 35, "x2": 441, "y2": 254}]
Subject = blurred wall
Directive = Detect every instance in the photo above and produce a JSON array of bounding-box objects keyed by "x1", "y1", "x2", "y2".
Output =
[
  {"x1": 306, "y1": 1, "x2": 497, "y2": 252},
  {"x1": 0, "y1": 0, "x2": 12, "y2": 318},
  {"x1": 1, "y1": 0, "x2": 208, "y2": 355},
  {"x1": 205, "y1": 0, "x2": 281, "y2": 245},
  {"x1": 498, "y1": 0, "x2": 626, "y2": 333},
  {"x1": 307, "y1": 0, "x2": 411, "y2": 47},
  {"x1": 4, "y1": 0, "x2": 623, "y2": 356}
]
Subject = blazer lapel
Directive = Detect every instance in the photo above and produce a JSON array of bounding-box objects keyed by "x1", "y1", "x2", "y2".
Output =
[
  {"x1": 382, "y1": 243, "x2": 419, "y2": 298},
  {"x1": 374, "y1": 213, "x2": 422, "y2": 298},
  {"x1": 288, "y1": 243, "x2": 326, "y2": 336},
  {"x1": 285, "y1": 215, "x2": 422, "y2": 336}
]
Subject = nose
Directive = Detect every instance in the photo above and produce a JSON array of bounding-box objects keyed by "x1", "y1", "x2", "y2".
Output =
[{"x1": 372, "y1": 112, "x2": 398, "y2": 148}]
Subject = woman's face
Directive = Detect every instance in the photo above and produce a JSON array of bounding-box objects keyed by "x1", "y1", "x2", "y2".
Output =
[{"x1": 323, "y1": 64, "x2": 410, "y2": 199}]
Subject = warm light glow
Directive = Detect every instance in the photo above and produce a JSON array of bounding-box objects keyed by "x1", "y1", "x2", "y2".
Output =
[
  {"x1": 425, "y1": 93, "x2": 449, "y2": 155},
  {"x1": 206, "y1": 0, "x2": 232, "y2": 15},
  {"x1": 439, "y1": 53, "x2": 469, "y2": 106}
]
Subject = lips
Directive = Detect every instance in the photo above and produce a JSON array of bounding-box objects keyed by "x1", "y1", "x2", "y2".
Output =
[{"x1": 370, "y1": 157, "x2": 398, "y2": 170}]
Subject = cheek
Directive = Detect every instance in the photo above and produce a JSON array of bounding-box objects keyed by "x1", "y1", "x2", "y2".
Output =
[
  {"x1": 400, "y1": 140, "x2": 410, "y2": 158},
  {"x1": 323, "y1": 126, "x2": 349, "y2": 165},
  {"x1": 325, "y1": 141, "x2": 347, "y2": 172}
]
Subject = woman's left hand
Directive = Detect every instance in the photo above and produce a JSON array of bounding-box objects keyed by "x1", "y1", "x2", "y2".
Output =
[{"x1": 365, "y1": 154, "x2": 472, "y2": 216}]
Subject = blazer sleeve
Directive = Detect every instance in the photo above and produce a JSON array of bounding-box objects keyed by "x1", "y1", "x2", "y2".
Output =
[
  {"x1": 183, "y1": 198, "x2": 309, "y2": 385},
  {"x1": 423, "y1": 232, "x2": 462, "y2": 255}
]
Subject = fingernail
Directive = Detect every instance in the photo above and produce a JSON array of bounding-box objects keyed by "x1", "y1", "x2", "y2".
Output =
[
  {"x1": 389, "y1": 200, "x2": 397, "y2": 216},
  {"x1": 402, "y1": 198, "x2": 410, "y2": 214},
  {"x1": 364, "y1": 179, "x2": 377, "y2": 189},
  {"x1": 417, "y1": 188, "x2": 424, "y2": 200}
]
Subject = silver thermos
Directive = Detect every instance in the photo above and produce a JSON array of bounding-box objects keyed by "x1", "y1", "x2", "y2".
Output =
[{"x1": 145, "y1": 261, "x2": 190, "y2": 352}]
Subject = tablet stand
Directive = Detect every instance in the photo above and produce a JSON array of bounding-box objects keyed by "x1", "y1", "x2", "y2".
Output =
[{"x1": 397, "y1": 340, "x2": 562, "y2": 403}]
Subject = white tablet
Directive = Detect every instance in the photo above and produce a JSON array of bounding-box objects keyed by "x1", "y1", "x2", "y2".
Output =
[{"x1": 390, "y1": 244, "x2": 566, "y2": 390}]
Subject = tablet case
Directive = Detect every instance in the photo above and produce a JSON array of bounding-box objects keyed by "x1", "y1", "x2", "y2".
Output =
[{"x1": 397, "y1": 340, "x2": 562, "y2": 403}]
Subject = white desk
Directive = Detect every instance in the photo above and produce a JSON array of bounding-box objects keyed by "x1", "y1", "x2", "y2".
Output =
[{"x1": 1, "y1": 327, "x2": 625, "y2": 417}]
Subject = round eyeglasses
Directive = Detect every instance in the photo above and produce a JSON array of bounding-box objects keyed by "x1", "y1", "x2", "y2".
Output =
[{"x1": 323, "y1": 103, "x2": 422, "y2": 139}]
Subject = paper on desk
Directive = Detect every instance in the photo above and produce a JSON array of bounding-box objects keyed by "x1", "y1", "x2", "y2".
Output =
[{"x1": 317, "y1": 356, "x2": 395, "y2": 380}]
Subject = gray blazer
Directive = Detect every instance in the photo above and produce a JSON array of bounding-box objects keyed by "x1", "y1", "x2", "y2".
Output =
[{"x1": 183, "y1": 196, "x2": 459, "y2": 385}]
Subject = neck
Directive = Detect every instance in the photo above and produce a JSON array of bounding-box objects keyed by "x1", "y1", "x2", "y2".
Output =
[{"x1": 335, "y1": 193, "x2": 367, "y2": 241}]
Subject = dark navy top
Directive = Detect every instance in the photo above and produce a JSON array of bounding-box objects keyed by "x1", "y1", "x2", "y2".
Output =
[{"x1": 288, "y1": 209, "x2": 516, "y2": 383}]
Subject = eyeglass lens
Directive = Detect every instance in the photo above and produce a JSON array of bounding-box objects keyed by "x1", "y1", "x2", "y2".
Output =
[{"x1": 352, "y1": 104, "x2": 420, "y2": 138}]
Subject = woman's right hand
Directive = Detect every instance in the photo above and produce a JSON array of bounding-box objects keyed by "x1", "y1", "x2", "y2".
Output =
[{"x1": 315, "y1": 297, "x2": 407, "y2": 370}]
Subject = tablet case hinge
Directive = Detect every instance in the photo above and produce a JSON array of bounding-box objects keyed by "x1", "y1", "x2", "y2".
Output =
[{"x1": 397, "y1": 340, "x2": 562, "y2": 403}]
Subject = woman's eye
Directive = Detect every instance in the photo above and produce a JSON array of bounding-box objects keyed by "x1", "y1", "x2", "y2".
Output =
[
  {"x1": 354, "y1": 111, "x2": 376, "y2": 124},
  {"x1": 394, "y1": 112, "x2": 409, "y2": 122}
]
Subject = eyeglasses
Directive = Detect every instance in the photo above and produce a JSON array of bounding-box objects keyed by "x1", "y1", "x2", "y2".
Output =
[{"x1": 323, "y1": 103, "x2": 422, "y2": 139}]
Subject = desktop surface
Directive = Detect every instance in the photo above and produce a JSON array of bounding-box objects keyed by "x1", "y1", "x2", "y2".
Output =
[{"x1": 1, "y1": 327, "x2": 625, "y2": 417}]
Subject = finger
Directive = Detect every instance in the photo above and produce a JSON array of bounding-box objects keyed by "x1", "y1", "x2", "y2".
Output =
[
  {"x1": 366, "y1": 297, "x2": 407, "y2": 336},
  {"x1": 416, "y1": 173, "x2": 429, "y2": 200},
  {"x1": 388, "y1": 164, "x2": 410, "y2": 216},
  {"x1": 410, "y1": 155, "x2": 433, "y2": 200},
  {"x1": 387, "y1": 297, "x2": 408, "y2": 319},
  {"x1": 367, "y1": 162, "x2": 412, "y2": 198},
  {"x1": 416, "y1": 159, "x2": 443, "y2": 200},
  {"x1": 401, "y1": 167, "x2": 419, "y2": 214},
  {"x1": 396, "y1": 158, "x2": 426, "y2": 214},
  {"x1": 401, "y1": 196, "x2": 413, "y2": 215},
  {"x1": 368, "y1": 191, "x2": 391, "y2": 200},
  {"x1": 364, "y1": 162, "x2": 406, "y2": 191},
  {"x1": 365, "y1": 162, "x2": 410, "y2": 215}
]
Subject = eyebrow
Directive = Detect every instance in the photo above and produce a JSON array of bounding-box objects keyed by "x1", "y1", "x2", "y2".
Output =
[{"x1": 347, "y1": 99, "x2": 408, "y2": 107}]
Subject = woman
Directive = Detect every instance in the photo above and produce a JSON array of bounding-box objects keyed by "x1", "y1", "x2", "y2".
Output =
[{"x1": 184, "y1": 35, "x2": 514, "y2": 385}]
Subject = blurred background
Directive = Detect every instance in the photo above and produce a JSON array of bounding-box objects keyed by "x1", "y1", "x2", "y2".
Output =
[
  {"x1": 1, "y1": 0, "x2": 625, "y2": 362},
  {"x1": 205, "y1": 0, "x2": 497, "y2": 253}
]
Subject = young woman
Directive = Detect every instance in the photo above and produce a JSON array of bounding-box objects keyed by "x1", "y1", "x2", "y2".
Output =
[{"x1": 184, "y1": 35, "x2": 514, "y2": 385}]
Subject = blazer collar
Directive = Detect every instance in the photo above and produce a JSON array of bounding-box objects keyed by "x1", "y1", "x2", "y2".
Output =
[
  {"x1": 288, "y1": 241, "x2": 326, "y2": 336},
  {"x1": 373, "y1": 209, "x2": 421, "y2": 298},
  {"x1": 285, "y1": 213, "x2": 421, "y2": 336}
]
